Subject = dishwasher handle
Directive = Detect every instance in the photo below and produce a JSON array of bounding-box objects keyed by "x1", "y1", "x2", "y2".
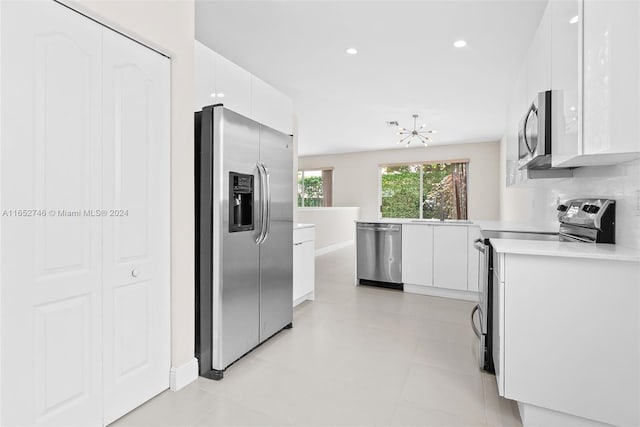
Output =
[{"x1": 357, "y1": 223, "x2": 401, "y2": 232}]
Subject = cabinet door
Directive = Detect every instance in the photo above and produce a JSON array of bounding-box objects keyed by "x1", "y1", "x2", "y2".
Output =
[
  {"x1": 467, "y1": 227, "x2": 482, "y2": 292},
  {"x1": 213, "y1": 52, "x2": 251, "y2": 117},
  {"x1": 526, "y1": 3, "x2": 552, "y2": 102},
  {"x1": 551, "y1": 0, "x2": 581, "y2": 166},
  {"x1": 251, "y1": 76, "x2": 293, "y2": 134},
  {"x1": 401, "y1": 225, "x2": 434, "y2": 286},
  {"x1": 583, "y1": 0, "x2": 640, "y2": 157},
  {"x1": 101, "y1": 27, "x2": 171, "y2": 424},
  {"x1": 293, "y1": 240, "x2": 314, "y2": 305},
  {"x1": 1, "y1": 2, "x2": 103, "y2": 425},
  {"x1": 433, "y1": 226, "x2": 468, "y2": 290},
  {"x1": 194, "y1": 40, "x2": 216, "y2": 111}
]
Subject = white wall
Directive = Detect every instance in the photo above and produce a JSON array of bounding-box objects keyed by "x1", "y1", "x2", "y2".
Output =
[
  {"x1": 500, "y1": 136, "x2": 640, "y2": 249},
  {"x1": 298, "y1": 142, "x2": 501, "y2": 221},
  {"x1": 297, "y1": 207, "x2": 360, "y2": 250},
  {"x1": 64, "y1": 0, "x2": 196, "y2": 368}
]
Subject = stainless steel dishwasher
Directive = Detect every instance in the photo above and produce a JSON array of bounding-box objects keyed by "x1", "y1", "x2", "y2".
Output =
[{"x1": 356, "y1": 222, "x2": 402, "y2": 289}]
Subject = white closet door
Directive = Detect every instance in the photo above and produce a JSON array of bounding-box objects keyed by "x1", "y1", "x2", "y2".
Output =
[
  {"x1": 101, "y1": 27, "x2": 171, "y2": 424},
  {"x1": 0, "y1": 2, "x2": 103, "y2": 426}
]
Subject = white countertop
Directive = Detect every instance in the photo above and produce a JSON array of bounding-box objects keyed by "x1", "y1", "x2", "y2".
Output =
[
  {"x1": 356, "y1": 218, "x2": 474, "y2": 226},
  {"x1": 355, "y1": 218, "x2": 557, "y2": 233},
  {"x1": 491, "y1": 238, "x2": 640, "y2": 262},
  {"x1": 355, "y1": 218, "x2": 640, "y2": 261},
  {"x1": 294, "y1": 223, "x2": 315, "y2": 230}
]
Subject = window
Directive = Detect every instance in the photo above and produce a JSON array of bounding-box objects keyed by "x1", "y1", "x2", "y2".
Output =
[
  {"x1": 380, "y1": 162, "x2": 468, "y2": 219},
  {"x1": 297, "y1": 169, "x2": 333, "y2": 207}
]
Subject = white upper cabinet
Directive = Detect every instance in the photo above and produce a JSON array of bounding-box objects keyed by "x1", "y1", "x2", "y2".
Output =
[
  {"x1": 252, "y1": 76, "x2": 294, "y2": 135},
  {"x1": 582, "y1": 0, "x2": 640, "y2": 160},
  {"x1": 550, "y1": 0, "x2": 581, "y2": 166},
  {"x1": 552, "y1": 0, "x2": 640, "y2": 167},
  {"x1": 213, "y1": 52, "x2": 251, "y2": 118},
  {"x1": 526, "y1": 4, "x2": 552, "y2": 103},
  {"x1": 194, "y1": 40, "x2": 215, "y2": 111},
  {"x1": 194, "y1": 41, "x2": 293, "y2": 134}
]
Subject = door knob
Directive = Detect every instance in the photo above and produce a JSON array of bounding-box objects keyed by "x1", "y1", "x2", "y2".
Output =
[{"x1": 131, "y1": 268, "x2": 139, "y2": 278}]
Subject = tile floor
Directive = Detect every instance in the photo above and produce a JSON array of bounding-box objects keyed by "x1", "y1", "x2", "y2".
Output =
[{"x1": 113, "y1": 245, "x2": 522, "y2": 426}]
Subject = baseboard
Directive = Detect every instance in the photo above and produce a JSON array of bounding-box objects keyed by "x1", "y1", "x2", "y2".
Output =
[
  {"x1": 404, "y1": 284, "x2": 479, "y2": 302},
  {"x1": 293, "y1": 290, "x2": 315, "y2": 307},
  {"x1": 170, "y1": 357, "x2": 199, "y2": 391},
  {"x1": 517, "y1": 402, "x2": 613, "y2": 427},
  {"x1": 315, "y1": 240, "x2": 354, "y2": 256}
]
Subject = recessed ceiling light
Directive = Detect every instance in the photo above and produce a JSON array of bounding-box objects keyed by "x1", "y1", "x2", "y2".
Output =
[
  {"x1": 345, "y1": 47, "x2": 358, "y2": 55},
  {"x1": 217, "y1": 93, "x2": 225, "y2": 98},
  {"x1": 453, "y1": 40, "x2": 467, "y2": 48},
  {"x1": 210, "y1": 92, "x2": 216, "y2": 98},
  {"x1": 569, "y1": 15, "x2": 579, "y2": 24}
]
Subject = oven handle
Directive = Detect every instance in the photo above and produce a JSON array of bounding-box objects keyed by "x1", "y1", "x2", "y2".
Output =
[
  {"x1": 471, "y1": 304, "x2": 482, "y2": 339},
  {"x1": 473, "y1": 238, "x2": 486, "y2": 253}
]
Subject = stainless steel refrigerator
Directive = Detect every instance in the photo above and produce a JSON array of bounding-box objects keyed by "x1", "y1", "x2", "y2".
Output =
[{"x1": 195, "y1": 105, "x2": 293, "y2": 380}]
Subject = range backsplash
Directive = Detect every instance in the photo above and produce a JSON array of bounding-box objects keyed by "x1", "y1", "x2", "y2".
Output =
[{"x1": 504, "y1": 158, "x2": 640, "y2": 249}]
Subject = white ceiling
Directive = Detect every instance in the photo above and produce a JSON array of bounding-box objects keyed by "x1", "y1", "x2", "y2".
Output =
[{"x1": 195, "y1": 0, "x2": 547, "y2": 156}]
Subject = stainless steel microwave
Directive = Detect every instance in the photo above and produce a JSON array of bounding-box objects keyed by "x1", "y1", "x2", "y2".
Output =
[{"x1": 518, "y1": 91, "x2": 552, "y2": 170}]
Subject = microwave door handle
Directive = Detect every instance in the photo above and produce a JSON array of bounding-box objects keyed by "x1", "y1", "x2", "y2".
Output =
[{"x1": 523, "y1": 104, "x2": 538, "y2": 154}]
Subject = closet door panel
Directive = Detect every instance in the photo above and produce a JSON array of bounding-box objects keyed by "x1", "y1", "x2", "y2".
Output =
[
  {"x1": 0, "y1": 2, "x2": 103, "y2": 426},
  {"x1": 101, "y1": 27, "x2": 171, "y2": 425}
]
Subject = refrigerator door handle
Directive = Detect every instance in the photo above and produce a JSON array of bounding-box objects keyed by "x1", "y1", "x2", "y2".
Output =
[
  {"x1": 262, "y1": 164, "x2": 272, "y2": 243},
  {"x1": 256, "y1": 162, "x2": 268, "y2": 244}
]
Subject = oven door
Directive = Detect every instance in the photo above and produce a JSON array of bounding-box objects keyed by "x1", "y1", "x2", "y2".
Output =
[
  {"x1": 471, "y1": 238, "x2": 488, "y2": 370},
  {"x1": 474, "y1": 238, "x2": 488, "y2": 333}
]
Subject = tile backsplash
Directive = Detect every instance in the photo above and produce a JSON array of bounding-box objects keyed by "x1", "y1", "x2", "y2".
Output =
[{"x1": 529, "y1": 158, "x2": 640, "y2": 249}]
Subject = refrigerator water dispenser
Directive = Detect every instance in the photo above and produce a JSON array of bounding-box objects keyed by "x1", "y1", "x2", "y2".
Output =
[{"x1": 229, "y1": 172, "x2": 254, "y2": 232}]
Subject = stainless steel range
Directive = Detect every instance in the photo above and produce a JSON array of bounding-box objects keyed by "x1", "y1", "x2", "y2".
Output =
[{"x1": 471, "y1": 199, "x2": 616, "y2": 373}]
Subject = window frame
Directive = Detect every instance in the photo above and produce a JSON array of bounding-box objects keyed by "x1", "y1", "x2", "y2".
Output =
[
  {"x1": 377, "y1": 159, "x2": 469, "y2": 219},
  {"x1": 297, "y1": 167, "x2": 334, "y2": 208}
]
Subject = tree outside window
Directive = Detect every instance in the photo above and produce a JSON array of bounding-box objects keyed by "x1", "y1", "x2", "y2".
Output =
[
  {"x1": 298, "y1": 169, "x2": 332, "y2": 207},
  {"x1": 380, "y1": 162, "x2": 468, "y2": 219}
]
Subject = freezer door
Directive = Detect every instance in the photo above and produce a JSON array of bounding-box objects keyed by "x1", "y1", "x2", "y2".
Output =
[
  {"x1": 258, "y1": 125, "x2": 293, "y2": 342},
  {"x1": 216, "y1": 108, "x2": 261, "y2": 369}
]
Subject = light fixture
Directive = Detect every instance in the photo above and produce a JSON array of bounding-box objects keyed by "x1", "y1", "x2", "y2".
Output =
[
  {"x1": 453, "y1": 40, "x2": 467, "y2": 48},
  {"x1": 393, "y1": 114, "x2": 436, "y2": 147},
  {"x1": 345, "y1": 47, "x2": 358, "y2": 55},
  {"x1": 217, "y1": 93, "x2": 225, "y2": 98},
  {"x1": 210, "y1": 92, "x2": 226, "y2": 98},
  {"x1": 210, "y1": 92, "x2": 216, "y2": 98},
  {"x1": 569, "y1": 15, "x2": 579, "y2": 24}
]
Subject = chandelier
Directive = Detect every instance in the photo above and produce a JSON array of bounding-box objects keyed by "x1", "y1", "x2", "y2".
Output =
[{"x1": 391, "y1": 114, "x2": 436, "y2": 147}]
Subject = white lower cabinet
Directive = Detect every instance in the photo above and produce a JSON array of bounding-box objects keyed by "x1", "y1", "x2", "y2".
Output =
[
  {"x1": 402, "y1": 224, "x2": 478, "y2": 299},
  {"x1": 495, "y1": 252, "x2": 640, "y2": 426},
  {"x1": 401, "y1": 224, "x2": 434, "y2": 287},
  {"x1": 1, "y1": 2, "x2": 170, "y2": 426},
  {"x1": 433, "y1": 226, "x2": 468, "y2": 291},
  {"x1": 293, "y1": 226, "x2": 315, "y2": 306}
]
